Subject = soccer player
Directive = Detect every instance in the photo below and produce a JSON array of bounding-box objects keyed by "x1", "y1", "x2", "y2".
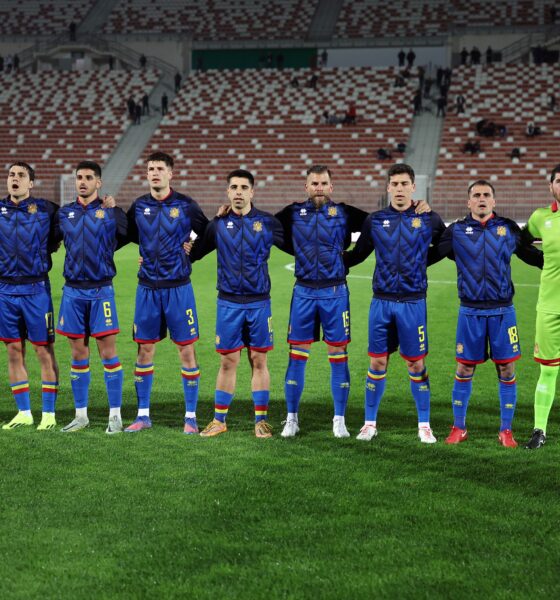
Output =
[
  {"x1": 55, "y1": 161, "x2": 128, "y2": 433},
  {"x1": 126, "y1": 151, "x2": 209, "y2": 433},
  {"x1": 0, "y1": 162, "x2": 59, "y2": 430},
  {"x1": 525, "y1": 164, "x2": 560, "y2": 449},
  {"x1": 275, "y1": 165, "x2": 368, "y2": 438},
  {"x1": 434, "y1": 180, "x2": 543, "y2": 447},
  {"x1": 345, "y1": 163, "x2": 445, "y2": 443},
  {"x1": 191, "y1": 169, "x2": 287, "y2": 437}
]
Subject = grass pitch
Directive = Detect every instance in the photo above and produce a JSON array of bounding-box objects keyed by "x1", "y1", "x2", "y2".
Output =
[{"x1": 0, "y1": 245, "x2": 559, "y2": 598}]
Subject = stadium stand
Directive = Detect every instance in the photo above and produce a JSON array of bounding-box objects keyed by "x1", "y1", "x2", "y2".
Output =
[
  {"x1": 0, "y1": 0, "x2": 95, "y2": 35},
  {"x1": 0, "y1": 69, "x2": 159, "y2": 201},
  {"x1": 432, "y1": 63, "x2": 560, "y2": 220},
  {"x1": 334, "y1": 0, "x2": 550, "y2": 39},
  {"x1": 103, "y1": 0, "x2": 318, "y2": 40},
  {"x1": 118, "y1": 66, "x2": 416, "y2": 212}
]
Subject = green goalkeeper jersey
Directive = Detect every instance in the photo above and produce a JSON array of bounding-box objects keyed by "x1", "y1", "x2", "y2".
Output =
[{"x1": 528, "y1": 202, "x2": 560, "y2": 314}]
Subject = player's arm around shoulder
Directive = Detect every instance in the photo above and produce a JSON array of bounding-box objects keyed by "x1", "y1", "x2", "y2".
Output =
[
  {"x1": 190, "y1": 217, "x2": 217, "y2": 263},
  {"x1": 113, "y1": 206, "x2": 130, "y2": 250},
  {"x1": 508, "y1": 217, "x2": 544, "y2": 269},
  {"x1": 187, "y1": 197, "x2": 210, "y2": 237},
  {"x1": 343, "y1": 212, "x2": 374, "y2": 269},
  {"x1": 126, "y1": 200, "x2": 140, "y2": 244}
]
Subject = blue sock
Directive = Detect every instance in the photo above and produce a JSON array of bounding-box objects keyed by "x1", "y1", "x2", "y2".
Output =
[
  {"x1": 71, "y1": 359, "x2": 90, "y2": 409},
  {"x1": 214, "y1": 390, "x2": 234, "y2": 423},
  {"x1": 41, "y1": 381, "x2": 58, "y2": 413},
  {"x1": 284, "y1": 348, "x2": 309, "y2": 413},
  {"x1": 102, "y1": 356, "x2": 123, "y2": 409},
  {"x1": 409, "y1": 368, "x2": 431, "y2": 423},
  {"x1": 329, "y1": 351, "x2": 350, "y2": 417},
  {"x1": 365, "y1": 369, "x2": 386, "y2": 421},
  {"x1": 452, "y1": 371, "x2": 473, "y2": 429},
  {"x1": 499, "y1": 373, "x2": 517, "y2": 431},
  {"x1": 134, "y1": 363, "x2": 154, "y2": 410},
  {"x1": 253, "y1": 390, "x2": 269, "y2": 423},
  {"x1": 181, "y1": 366, "x2": 200, "y2": 414},
  {"x1": 11, "y1": 380, "x2": 31, "y2": 411}
]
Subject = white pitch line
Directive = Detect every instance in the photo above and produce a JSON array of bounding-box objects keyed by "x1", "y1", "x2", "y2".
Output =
[{"x1": 283, "y1": 263, "x2": 539, "y2": 288}]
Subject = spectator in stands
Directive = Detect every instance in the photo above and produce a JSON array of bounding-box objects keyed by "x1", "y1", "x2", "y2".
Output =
[
  {"x1": 470, "y1": 47, "x2": 481, "y2": 65},
  {"x1": 290, "y1": 76, "x2": 299, "y2": 88},
  {"x1": 196, "y1": 56, "x2": 204, "y2": 71},
  {"x1": 526, "y1": 121, "x2": 542, "y2": 137},
  {"x1": 442, "y1": 68, "x2": 452, "y2": 89},
  {"x1": 142, "y1": 94, "x2": 149, "y2": 116},
  {"x1": 436, "y1": 67, "x2": 443, "y2": 89},
  {"x1": 161, "y1": 93, "x2": 168, "y2": 116},
  {"x1": 406, "y1": 49, "x2": 416, "y2": 69},
  {"x1": 510, "y1": 147, "x2": 521, "y2": 160},
  {"x1": 135, "y1": 103, "x2": 142, "y2": 125},
  {"x1": 320, "y1": 49, "x2": 328, "y2": 67},
  {"x1": 436, "y1": 95, "x2": 447, "y2": 117},
  {"x1": 396, "y1": 142, "x2": 406, "y2": 154},
  {"x1": 398, "y1": 50, "x2": 405, "y2": 67},
  {"x1": 139, "y1": 54, "x2": 147, "y2": 69},
  {"x1": 462, "y1": 140, "x2": 480, "y2": 155},
  {"x1": 108, "y1": 55, "x2": 114, "y2": 70},
  {"x1": 456, "y1": 94, "x2": 466, "y2": 114},
  {"x1": 277, "y1": 54, "x2": 284, "y2": 69},
  {"x1": 13, "y1": 54, "x2": 19, "y2": 72},
  {"x1": 5, "y1": 54, "x2": 12, "y2": 74},
  {"x1": 174, "y1": 72, "x2": 182, "y2": 93},
  {"x1": 497, "y1": 124, "x2": 507, "y2": 137},
  {"x1": 127, "y1": 97, "x2": 135, "y2": 120},
  {"x1": 486, "y1": 46, "x2": 493, "y2": 64},
  {"x1": 343, "y1": 103, "x2": 357, "y2": 125},
  {"x1": 460, "y1": 48, "x2": 469, "y2": 65},
  {"x1": 394, "y1": 73, "x2": 405, "y2": 88},
  {"x1": 417, "y1": 66, "x2": 425, "y2": 89},
  {"x1": 413, "y1": 91, "x2": 422, "y2": 115},
  {"x1": 548, "y1": 93, "x2": 556, "y2": 112},
  {"x1": 377, "y1": 148, "x2": 392, "y2": 160},
  {"x1": 69, "y1": 21, "x2": 76, "y2": 41},
  {"x1": 307, "y1": 74, "x2": 318, "y2": 89},
  {"x1": 0, "y1": 55, "x2": 3, "y2": 72}
]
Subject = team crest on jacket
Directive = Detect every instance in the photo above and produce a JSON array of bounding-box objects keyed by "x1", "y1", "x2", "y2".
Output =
[
  {"x1": 496, "y1": 226, "x2": 506, "y2": 236},
  {"x1": 169, "y1": 208, "x2": 179, "y2": 219},
  {"x1": 411, "y1": 218, "x2": 422, "y2": 229},
  {"x1": 253, "y1": 221, "x2": 262, "y2": 232},
  {"x1": 456, "y1": 343, "x2": 464, "y2": 354},
  {"x1": 328, "y1": 206, "x2": 338, "y2": 217},
  {"x1": 27, "y1": 203, "x2": 37, "y2": 214},
  {"x1": 95, "y1": 209, "x2": 105, "y2": 219}
]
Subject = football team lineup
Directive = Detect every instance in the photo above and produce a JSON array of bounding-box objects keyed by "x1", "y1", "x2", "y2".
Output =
[{"x1": 1, "y1": 154, "x2": 559, "y2": 452}]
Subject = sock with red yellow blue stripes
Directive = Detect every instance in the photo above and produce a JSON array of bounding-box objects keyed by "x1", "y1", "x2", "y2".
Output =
[
  {"x1": 134, "y1": 362, "x2": 154, "y2": 413},
  {"x1": 409, "y1": 368, "x2": 431, "y2": 423},
  {"x1": 452, "y1": 371, "x2": 473, "y2": 428},
  {"x1": 181, "y1": 366, "x2": 200, "y2": 414},
  {"x1": 365, "y1": 369, "x2": 386, "y2": 421},
  {"x1": 71, "y1": 359, "x2": 90, "y2": 409},
  {"x1": 329, "y1": 350, "x2": 350, "y2": 417},
  {"x1": 214, "y1": 390, "x2": 233, "y2": 423},
  {"x1": 102, "y1": 356, "x2": 123, "y2": 409},
  {"x1": 284, "y1": 347, "x2": 309, "y2": 414},
  {"x1": 41, "y1": 381, "x2": 58, "y2": 413},
  {"x1": 253, "y1": 390, "x2": 269, "y2": 423},
  {"x1": 498, "y1": 373, "x2": 517, "y2": 431},
  {"x1": 11, "y1": 380, "x2": 31, "y2": 412}
]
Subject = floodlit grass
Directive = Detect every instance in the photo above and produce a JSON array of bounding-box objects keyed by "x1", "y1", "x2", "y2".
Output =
[{"x1": 0, "y1": 245, "x2": 559, "y2": 598}]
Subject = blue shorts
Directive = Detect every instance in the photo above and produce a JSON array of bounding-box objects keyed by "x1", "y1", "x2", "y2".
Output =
[
  {"x1": 368, "y1": 298, "x2": 428, "y2": 360},
  {"x1": 216, "y1": 298, "x2": 273, "y2": 354},
  {"x1": 134, "y1": 283, "x2": 199, "y2": 345},
  {"x1": 455, "y1": 305, "x2": 520, "y2": 364},
  {"x1": 288, "y1": 283, "x2": 350, "y2": 346},
  {"x1": 56, "y1": 285, "x2": 119, "y2": 339},
  {"x1": 0, "y1": 283, "x2": 55, "y2": 345}
]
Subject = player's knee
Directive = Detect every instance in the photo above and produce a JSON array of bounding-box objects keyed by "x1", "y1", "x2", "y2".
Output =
[
  {"x1": 497, "y1": 362, "x2": 515, "y2": 379},
  {"x1": 370, "y1": 356, "x2": 387, "y2": 371},
  {"x1": 250, "y1": 351, "x2": 268, "y2": 371},
  {"x1": 220, "y1": 352, "x2": 240, "y2": 370},
  {"x1": 138, "y1": 343, "x2": 155, "y2": 362},
  {"x1": 456, "y1": 363, "x2": 475, "y2": 377},
  {"x1": 406, "y1": 358, "x2": 425, "y2": 373},
  {"x1": 5, "y1": 342, "x2": 24, "y2": 364}
]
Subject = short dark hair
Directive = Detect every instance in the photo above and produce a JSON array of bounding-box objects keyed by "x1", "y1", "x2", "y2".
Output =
[
  {"x1": 387, "y1": 163, "x2": 415, "y2": 183},
  {"x1": 147, "y1": 152, "x2": 174, "y2": 168},
  {"x1": 550, "y1": 164, "x2": 560, "y2": 183},
  {"x1": 468, "y1": 179, "x2": 495, "y2": 196},
  {"x1": 306, "y1": 165, "x2": 332, "y2": 179},
  {"x1": 227, "y1": 169, "x2": 254, "y2": 187},
  {"x1": 76, "y1": 161, "x2": 102, "y2": 178},
  {"x1": 9, "y1": 161, "x2": 35, "y2": 181}
]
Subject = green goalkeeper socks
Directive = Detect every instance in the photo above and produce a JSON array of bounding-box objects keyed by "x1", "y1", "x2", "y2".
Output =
[{"x1": 534, "y1": 365, "x2": 559, "y2": 433}]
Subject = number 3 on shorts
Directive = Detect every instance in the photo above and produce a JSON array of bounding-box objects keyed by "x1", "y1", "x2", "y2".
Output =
[{"x1": 186, "y1": 309, "x2": 194, "y2": 325}]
